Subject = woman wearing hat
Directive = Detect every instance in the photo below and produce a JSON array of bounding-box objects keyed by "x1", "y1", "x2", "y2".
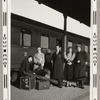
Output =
[{"x1": 64, "y1": 47, "x2": 75, "y2": 87}]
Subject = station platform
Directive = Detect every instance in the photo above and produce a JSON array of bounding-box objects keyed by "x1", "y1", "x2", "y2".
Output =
[{"x1": 11, "y1": 83, "x2": 90, "y2": 100}]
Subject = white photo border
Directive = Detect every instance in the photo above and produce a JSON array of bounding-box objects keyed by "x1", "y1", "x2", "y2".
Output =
[{"x1": 2, "y1": 0, "x2": 97, "y2": 100}]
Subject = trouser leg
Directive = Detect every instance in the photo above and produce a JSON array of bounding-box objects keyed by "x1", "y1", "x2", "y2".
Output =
[
  {"x1": 79, "y1": 80, "x2": 84, "y2": 89},
  {"x1": 58, "y1": 78, "x2": 62, "y2": 88},
  {"x1": 76, "y1": 81, "x2": 80, "y2": 87},
  {"x1": 80, "y1": 80, "x2": 84, "y2": 87}
]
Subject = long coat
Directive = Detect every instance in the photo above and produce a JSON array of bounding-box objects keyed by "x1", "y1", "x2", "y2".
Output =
[
  {"x1": 44, "y1": 53, "x2": 52, "y2": 75},
  {"x1": 74, "y1": 51, "x2": 88, "y2": 80},
  {"x1": 52, "y1": 51, "x2": 64, "y2": 79}
]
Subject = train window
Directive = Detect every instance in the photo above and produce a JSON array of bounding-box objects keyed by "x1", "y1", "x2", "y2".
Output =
[
  {"x1": 68, "y1": 41, "x2": 73, "y2": 47},
  {"x1": 20, "y1": 29, "x2": 32, "y2": 47},
  {"x1": 41, "y1": 35, "x2": 49, "y2": 48},
  {"x1": 56, "y1": 38, "x2": 62, "y2": 47},
  {"x1": 85, "y1": 45, "x2": 89, "y2": 53},
  {"x1": 23, "y1": 34, "x2": 31, "y2": 46}
]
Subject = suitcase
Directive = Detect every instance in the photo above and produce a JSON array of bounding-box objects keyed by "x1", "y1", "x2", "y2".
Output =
[
  {"x1": 35, "y1": 80, "x2": 50, "y2": 90},
  {"x1": 20, "y1": 75, "x2": 36, "y2": 90}
]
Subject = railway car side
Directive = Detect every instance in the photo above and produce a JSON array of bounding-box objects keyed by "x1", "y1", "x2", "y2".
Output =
[{"x1": 11, "y1": 14, "x2": 90, "y2": 72}]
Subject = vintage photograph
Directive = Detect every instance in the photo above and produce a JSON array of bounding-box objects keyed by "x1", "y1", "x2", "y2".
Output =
[{"x1": 11, "y1": 0, "x2": 91, "y2": 100}]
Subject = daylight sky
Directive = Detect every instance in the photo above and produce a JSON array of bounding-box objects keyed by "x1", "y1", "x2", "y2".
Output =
[{"x1": 11, "y1": 0, "x2": 91, "y2": 38}]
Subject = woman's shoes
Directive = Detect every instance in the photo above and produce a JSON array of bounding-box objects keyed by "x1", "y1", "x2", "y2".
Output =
[
  {"x1": 65, "y1": 82, "x2": 68, "y2": 87},
  {"x1": 59, "y1": 85, "x2": 62, "y2": 88},
  {"x1": 65, "y1": 84, "x2": 68, "y2": 87},
  {"x1": 69, "y1": 83, "x2": 72, "y2": 87},
  {"x1": 65, "y1": 82, "x2": 72, "y2": 87}
]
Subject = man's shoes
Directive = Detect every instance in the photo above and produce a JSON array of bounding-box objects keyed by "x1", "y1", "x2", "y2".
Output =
[
  {"x1": 80, "y1": 86, "x2": 84, "y2": 89},
  {"x1": 58, "y1": 84, "x2": 62, "y2": 88},
  {"x1": 65, "y1": 84, "x2": 68, "y2": 87},
  {"x1": 59, "y1": 85, "x2": 62, "y2": 88}
]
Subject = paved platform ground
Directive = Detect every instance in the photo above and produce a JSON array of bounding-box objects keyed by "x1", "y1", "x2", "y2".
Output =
[{"x1": 11, "y1": 83, "x2": 90, "y2": 100}]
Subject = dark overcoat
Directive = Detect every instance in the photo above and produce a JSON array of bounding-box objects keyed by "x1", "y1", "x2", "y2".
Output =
[
  {"x1": 74, "y1": 51, "x2": 88, "y2": 80},
  {"x1": 44, "y1": 53, "x2": 52, "y2": 71},
  {"x1": 20, "y1": 58, "x2": 33, "y2": 74},
  {"x1": 52, "y1": 51, "x2": 64, "y2": 79}
]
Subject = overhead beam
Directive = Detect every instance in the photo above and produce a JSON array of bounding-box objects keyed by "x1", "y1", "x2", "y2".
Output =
[{"x1": 35, "y1": 0, "x2": 90, "y2": 26}]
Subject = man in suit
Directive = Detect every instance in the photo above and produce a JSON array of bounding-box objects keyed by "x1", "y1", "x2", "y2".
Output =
[
  {"x1": 52, "y1": 45, "x2": 64, "y2": 88},
  {"x1": 74, "y1": 45, "x2": 88, "y2": 89}
]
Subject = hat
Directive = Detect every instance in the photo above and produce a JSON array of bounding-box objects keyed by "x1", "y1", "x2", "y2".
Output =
[
  {"x1": 37, "y1": 47, "x2": 41, "y2": 50},
  {"x1": 28, "y1": 55, "x2": 33, "y2": 58},
  {"x1": 46, "y1": 49, "x2": 51, "y2": 53},
  {"x1": 76, "y1": 44, "x2": 82, "y2": 48},
  {"x1": 68, "y1": 46, "x2": 72, "y2": 50}
]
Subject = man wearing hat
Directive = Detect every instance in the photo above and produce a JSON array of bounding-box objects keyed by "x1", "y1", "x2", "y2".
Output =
[
  {"x1": 74, "y1": 45, "x2": 88, "y2": 89},
  {"x1": 52, "y1": 45, "x2": 64, "y2": 88}
]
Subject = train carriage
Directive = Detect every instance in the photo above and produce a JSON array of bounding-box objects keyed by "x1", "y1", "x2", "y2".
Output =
[{"x1": 11, "y1": 13, "x2": 90, "y2": 77}]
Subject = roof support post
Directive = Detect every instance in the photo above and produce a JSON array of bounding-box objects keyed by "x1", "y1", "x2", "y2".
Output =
[{"x1": 63, "y1": 14, "x2": 67, "y2": 53}]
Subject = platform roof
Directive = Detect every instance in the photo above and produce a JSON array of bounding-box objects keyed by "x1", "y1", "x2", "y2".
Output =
[{"x1": 35, "y1": 0, "x2": 91, "y2": 26}]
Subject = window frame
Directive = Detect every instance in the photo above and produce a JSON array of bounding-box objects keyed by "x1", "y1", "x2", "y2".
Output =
[
  {"x1": 41, "y1": 34, "x2": 50, "y2": 49},
  {"x1": 20, "y1": 29, "x2": 32, "y2": 47}
]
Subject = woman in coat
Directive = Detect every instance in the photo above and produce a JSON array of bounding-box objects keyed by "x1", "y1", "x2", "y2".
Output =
[
  {"x1": 64, "y1": 47, "x2": 75, "y2": 87},
  {"x1": 52, "y1": 45, "x2": 64, "y2": 88}
]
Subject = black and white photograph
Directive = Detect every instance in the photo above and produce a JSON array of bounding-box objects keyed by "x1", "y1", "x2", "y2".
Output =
[{"x1": 10, "y1": 0, "x2": 91, "y2": 100}]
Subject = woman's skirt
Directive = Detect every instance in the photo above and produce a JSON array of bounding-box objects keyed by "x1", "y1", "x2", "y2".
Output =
[{"x1": 64, "y1": 64, "x2": 74, "y2": 81}]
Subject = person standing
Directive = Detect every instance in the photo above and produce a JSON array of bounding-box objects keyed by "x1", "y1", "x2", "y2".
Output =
[
  {"x1": 64, "y1": 47, "x2": 75, "y2": 87},
  {"x1": 34, "y1": 47, "x2": 45, "y2": 71},
  {"x1": 34, "y1": 47, "x2": 50, "y2": 77},
  {"x1": 44, "y1": 49, "x2": 53, "y2": 78},
  {"x1": 74, "y1": 45, "x2": 88, "y2": 89},
  {"x1": 52, "y1": 45, "x2": 64, "y2": 88}
]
